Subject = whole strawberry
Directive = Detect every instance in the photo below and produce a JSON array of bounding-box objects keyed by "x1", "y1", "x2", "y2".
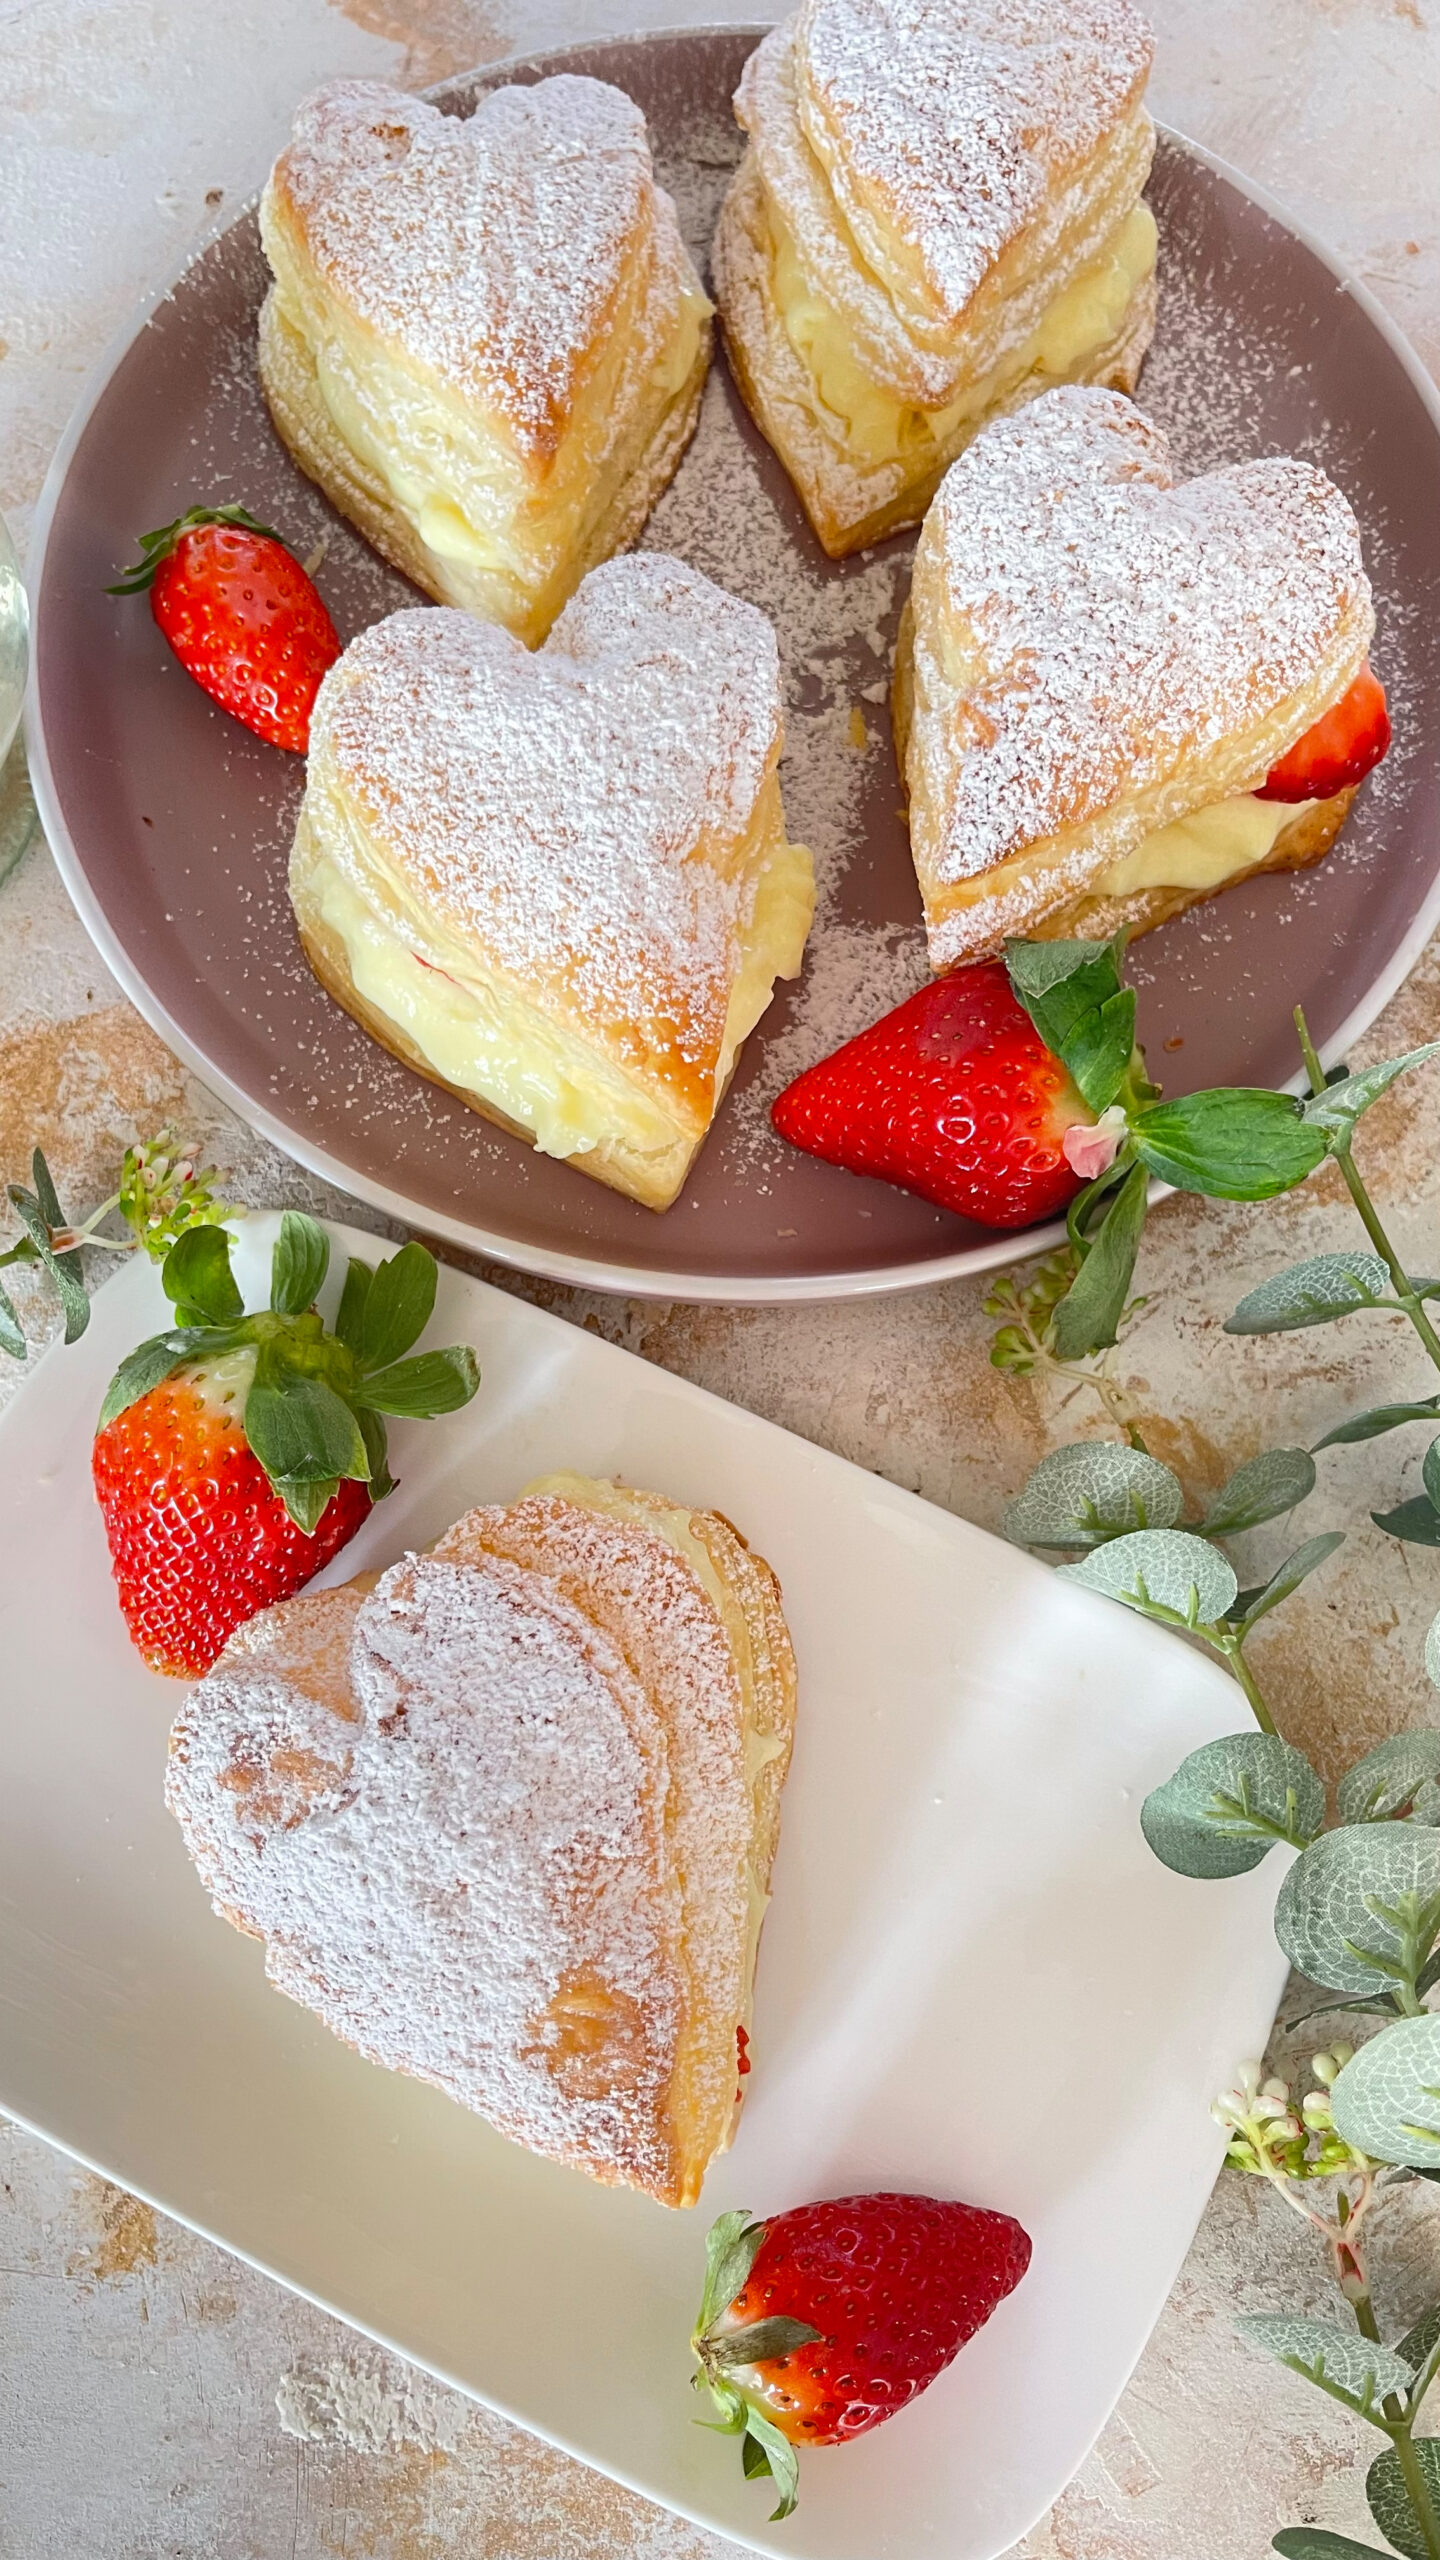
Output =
[
  {"x1": 92, "y1": 1213, "x2": 478, "y2": 1677},
  {"x1": 691, "y1": 2191, "x2": 1032, "y2": 2517},
  {"x1": 772, "y1": 963, "x2": 1093, "y2": 1228},
  {"x1": 110, "y1": 504, "x2": 340, "y2": 751}
]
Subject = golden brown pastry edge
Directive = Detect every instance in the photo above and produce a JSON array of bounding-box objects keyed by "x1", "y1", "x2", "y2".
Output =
[{"x1": 712, "y1": 155, "x2": 1156, "y2": 560}]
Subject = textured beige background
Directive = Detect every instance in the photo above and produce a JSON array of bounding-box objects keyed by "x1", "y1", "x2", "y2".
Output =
[{"x1": 2, "y1": 0, "x2": 1440, "y2": 2551}]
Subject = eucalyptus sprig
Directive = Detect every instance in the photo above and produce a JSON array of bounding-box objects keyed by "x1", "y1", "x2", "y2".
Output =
[
  {"x1": 0, "y1": 1129, "x2": 232, "y2": 1358},
  {"x1": 989, "y1": 938, "x2": 1440, "y2": 2559}
]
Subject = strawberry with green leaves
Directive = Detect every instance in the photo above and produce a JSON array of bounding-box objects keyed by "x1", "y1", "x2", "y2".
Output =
[
  {"x1": 691, "y1": 2192, "x2": 1032, "y2": 2519},
  {"x1": 110, "y1": 504, "x2": 340, "y2": 752},
  {"x1": 91, "y1": 1212, "x2": 478, "y2": 1677}
]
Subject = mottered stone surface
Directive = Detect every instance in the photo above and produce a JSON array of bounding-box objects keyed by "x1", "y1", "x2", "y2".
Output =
[{"x1": 2, "y1": 0, "x2": 1439, "y2": 2552}]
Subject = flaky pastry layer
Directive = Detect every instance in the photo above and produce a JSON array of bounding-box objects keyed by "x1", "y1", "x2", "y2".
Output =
[
  {"x1": 713, "y1": 1, "x2": 1156, "y2": 554},
  {"x1": 166, "y1": 1482, "x2": 798, "y2": 2208},
  {"x1": 259, "y1": 78, "x2": 712, "y2": 644},
  {"x1": 894, "y1": 388, "x2": 1375, "y2": 965},
  {"x1": 290, "y1": 567, "x2": 814, "y2": 1209}
]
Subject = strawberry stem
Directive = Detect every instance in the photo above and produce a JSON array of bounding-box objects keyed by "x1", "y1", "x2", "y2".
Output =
[{"x1": 107, "y1": 503, "x2": 287, "y2": 595}]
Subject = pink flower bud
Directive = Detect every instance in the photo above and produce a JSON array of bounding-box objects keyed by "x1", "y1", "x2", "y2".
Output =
[{"x1": 1062, "y1": 1105, "x2": 1128, "y2": 1182}]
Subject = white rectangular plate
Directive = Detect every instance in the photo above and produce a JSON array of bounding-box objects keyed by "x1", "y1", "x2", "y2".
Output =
[{"x1": 0, "y1": 1217, "x2": 1286, "y2": 2558}]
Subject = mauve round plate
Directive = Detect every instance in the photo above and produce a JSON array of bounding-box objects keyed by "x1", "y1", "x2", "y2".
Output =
[{"x1": 26, "y1": 28, "x2": 1440, "y2": 1303}]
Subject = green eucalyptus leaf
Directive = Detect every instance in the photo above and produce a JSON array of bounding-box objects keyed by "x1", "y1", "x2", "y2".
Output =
[
  {"x1": 1141, "y1": 1733, "x2": 1325, "y2": 1877},
  {"x1": 1058, "y1": 1527, "x2": 1237, "y2": 1627},
  {"x1": 1226, "y1": 1254, "x2": 1393, "y2": 1336},
  {"x1": 1275, "y1": 1827, "x2": 1440, "y2": 1999},
  {"x1": 1236, "y1": 1534, "x2": 1346, "y2": 1628},
  {"x1": 277, "y1": 1476, "x2": 339, "y2": 1535},
  {"x1": 1274, "y1": 2532, "x2": 1404, "y2": 2560},
  {"x1": 1313, "y1": 1399, "x2": 1440, "y2": 1452},
  {"x1": 1332, "y1": 2016, "x2": 1440, "y2": 2168},
  {"x1": 1004, "y1": 935, "x2": 1124, "y2": 1056},
  {"x1": 1131, "y1": 1090, "x2": 1329, "y2": 1201},
  {"x1": 1396, "y1": 2306, "x2": 1440, "y2": 2374},
  {"x1": 161, "y1": 1222, "x2": 243, "y2": 1327},
  {"x1": 1237, "y1": 2315, "x2": 1414, "y2": 2420},
  {"x1": 1304, "y1": 1045, "x2": 1440, "y2": 1150},
  {"x1": 1423, "y1": 1439, "x2": 1440, "y2": 1515},
  {"x1": 1002, "y1": 1441, "x2": 1183, "y2": 1549},
  {"x1": 352, "y1": 1345, "x2": 480, "y2": 1419},
  {"x1": 1374, "y1": 1499, "x2": 1440, "y2": 1549},
  {"x1": 270, "y1": 1211, "x2": 330, "y2": 1317},
  {"x1": 1064, "y1": 987, "x2": 1137, "y2": 1115},
  {"x1": 0, "y1": 1279, "x2": 24, "y2": 1360},
  {"x1": 360, "y1": 1241, "x2": 438, "y2": 1372},
  {"x1": 244, "y1": 1375, "x2": 370, "y2": 1489},
  {"x1": 96, "y1": 1333, "x2": 191, "y2": 1430},
  {"x1": 1049, "y1": 1159, "x2": 1149, "y2": 1360},
  {"x1": 1203, "y1": 1447, "x2": 1316, "y2": 1534},
  {"x1": 1366, "y1": 2439, "x2": 1440, "y2": 2560},
  {"x1": 1338, "y1": 1735, "x2": 1440, "y2": 1826},
  {"x1": 336, "y1": 1256, "x2": 374, "y2": 1357}
]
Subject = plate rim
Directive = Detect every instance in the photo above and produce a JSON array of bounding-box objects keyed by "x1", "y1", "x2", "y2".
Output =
[
  {"x1": 0, "y1": 1209, "x2": 1291, "y2": 2560},
  {"x1": 23, "y1": 35, "x2": 1440, "y2": 1305}
]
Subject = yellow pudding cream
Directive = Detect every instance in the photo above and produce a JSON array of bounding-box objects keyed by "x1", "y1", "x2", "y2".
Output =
[
  {"x1": 769, "y1": 203, "x2": 1158, "y2": 469},
  {"x1": 1090, "y1": 791, "x2": 1318, "y2": 901}
]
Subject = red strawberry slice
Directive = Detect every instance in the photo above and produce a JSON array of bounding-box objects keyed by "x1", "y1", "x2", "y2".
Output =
[
  {"x1": 771, "y1": 962, "x2": 1092, "y2": 1229},
  {"x1": 1257, "y1": 660, "x2": 1390, "y2": 802},
  {"x1": 110, "y1": 504, "x2": 341, "y2": 753},
  {"x1": 691, "y1": 2191, "x2": 1032, "y2": 2516}
]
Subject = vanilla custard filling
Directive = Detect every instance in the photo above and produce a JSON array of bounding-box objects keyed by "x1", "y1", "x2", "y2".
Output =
[
  {"x1": 266, "y1": 195, "x2": 708, "y2": 623},
  {"x1": 308, "y1": 276, "x2": 708, "y2": 585},
  {"x1": 302, "y1": 783, "x2": 812, "y2": 1175},
  {"x1": 1090, "y1": 792, "x2": 1319, "y2": 900},
  {"x1": 769, "y1": 202, "x2": 1157, "y2": 467}
]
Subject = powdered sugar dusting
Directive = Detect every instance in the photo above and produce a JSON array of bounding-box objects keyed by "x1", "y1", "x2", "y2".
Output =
[
  {"x1": 165, "y1": 1496, "x2": 764, "y2": 2199},
  {"x1": 312, "y1": 556, "x2": 783, "y2": 1087},
  {"x1": 911, "y1": 384, "x2": 1373, "y2": 886},
  {"x1": 795, "y1": 0, "x2": 1153, "y2": 323},
  {"x1": 270, "y1": 77, "x2": 662, "y2": 457}
]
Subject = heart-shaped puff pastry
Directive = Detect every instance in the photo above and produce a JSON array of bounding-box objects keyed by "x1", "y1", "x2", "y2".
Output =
[
  {"x1": 714, "y1": 0, "x2": 1157, "y2": 555},
  {"x1": 259, "y1": 77, "x2": 712, "y2": 645},
  {"x1": 894, "y1": 387, "x2": 1375, "y2": 966},
  {"x1": 166, "y1": 1479, "x2": 798, "y2": 2208},
  {"x1": 290, "y1": 555, "x2": 814, "y2": 1210}
]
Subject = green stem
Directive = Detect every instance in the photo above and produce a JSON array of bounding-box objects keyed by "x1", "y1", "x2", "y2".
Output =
[
  {"x1": 1295, "y1": 1006, "x2": 1440, "y2": 1379},
  {"x1": 1394, "y1": 2426, "x2": 1440, "y2": 2560},
  {"x1": 1216, "y1": 1631, "x2": 1278, "y2": 1735}
]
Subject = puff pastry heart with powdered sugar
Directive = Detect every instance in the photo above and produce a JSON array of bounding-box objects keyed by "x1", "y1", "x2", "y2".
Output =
[
  {"x1": 258, "y1": 77, "x2": 712, "y2": 641},
  {"x1": 713, "y1": 0, "x2": 1157, "y2": 553},
  {"x1": 288, "y1": 554, "x2": 814, "y2": 1212},
  {"x1": 165, "y1": 1486, "x2": 797, "y2": 2207},
  {"x1": 895, "y1": 386, "x2": 1377, "y2": 966}
]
